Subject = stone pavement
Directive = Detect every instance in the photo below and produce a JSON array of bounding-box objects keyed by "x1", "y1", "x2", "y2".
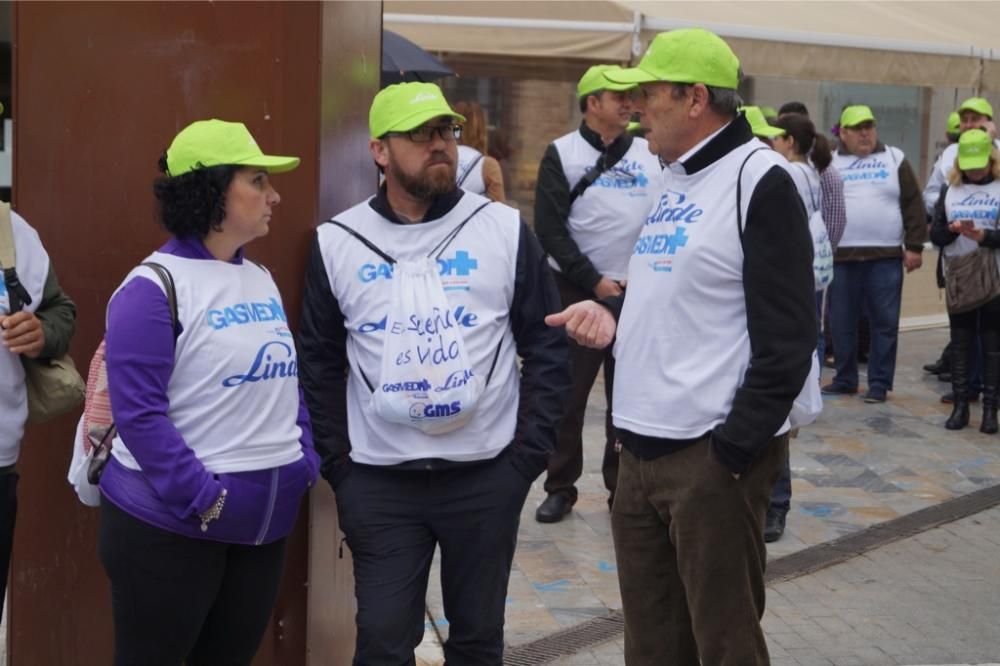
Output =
[
  {"x1": 419, "y1": 325, "x2": 1000, "y2": 663},
  {"x1": 553, "y1": 504, "x2": 1000, "y2": 665}
]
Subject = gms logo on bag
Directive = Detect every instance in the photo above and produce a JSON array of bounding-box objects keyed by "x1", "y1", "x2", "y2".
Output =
[{"x1": 358, "y1": 250, "x2": 480, "y2": 291}]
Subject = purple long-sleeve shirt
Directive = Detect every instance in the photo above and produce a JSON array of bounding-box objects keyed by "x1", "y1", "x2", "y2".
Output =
[{"x1": 100, "y1": 237, "x2": 317, "y2": 543}]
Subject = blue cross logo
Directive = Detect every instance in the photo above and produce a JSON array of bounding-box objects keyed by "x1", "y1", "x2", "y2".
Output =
[
  {"x1": 666, "y1": 227, "x2": 688, "y2": 254},
  {"x1": 444, "y1": 251, "x2": 478, "y2": 276},
  {"x1": 876, "y1": 169, "x2": 890, "y2": 179}
]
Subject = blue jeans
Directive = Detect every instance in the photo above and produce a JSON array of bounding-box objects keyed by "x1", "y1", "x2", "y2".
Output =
[
  {"x1": 828, "y1": 258, "x2": 903, "y2": 392},
  {"x1": 816, "y1": 290, "x2": 826, "y2": 361}
]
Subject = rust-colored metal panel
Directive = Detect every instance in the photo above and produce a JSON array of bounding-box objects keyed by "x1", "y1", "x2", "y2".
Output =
[{"x1": 10, "y1": 2, "x2": 379, "y2": 664}]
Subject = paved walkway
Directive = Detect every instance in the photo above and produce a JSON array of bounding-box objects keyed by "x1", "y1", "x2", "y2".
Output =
[
  {"x1": 421, "y1": 325, "x2": 1000, "y2": 663},
  {"x1": 554, "y1": 504, "x2": 1000, "y2": 665}
]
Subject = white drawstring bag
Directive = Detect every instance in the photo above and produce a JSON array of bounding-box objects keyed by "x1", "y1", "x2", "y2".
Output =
[
  {"x1": 789, "y1": 351, "x2": 823, "y2": 428},
  {"x1": 329, "y1": 201, "x2": 493, "y2": 435},
  {"x1": 372, "y1": 257, "x2": 484, "y2": 434}
]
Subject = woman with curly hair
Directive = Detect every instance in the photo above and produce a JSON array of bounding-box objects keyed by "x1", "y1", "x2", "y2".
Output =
[{"x1": 97, "y1": 119, "x2": 319, "y2": 666}]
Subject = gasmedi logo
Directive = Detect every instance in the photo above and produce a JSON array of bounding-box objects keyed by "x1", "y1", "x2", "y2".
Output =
[{"x1": 358, "y1": 250, "x2": 479, "y2": 291}]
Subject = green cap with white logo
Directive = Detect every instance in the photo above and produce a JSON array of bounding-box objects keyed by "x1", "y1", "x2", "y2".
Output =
[
  {"x1": 740, "y1": 106, "x2": 785, "y2": 139},
  {"x1": 369, "y1": 82, "x2": 465, "y2": 139},
  {"x1": 578, "y1": 65, "x2": 636, "y2": 98},
  {"x1": 165, "y1": 119, "x2": 300, "y2": 177},
  {"x1": 840, "y1": 105, "x2": 876, "y2": 129},
  {"x1": 958, "y1": 128, "x2": 993, "y2": 170},
  {"x1": 958, "y1": 97, "x2": 994, "y2": 120},
  {"x1": 604, "y1": 28, "x2": 740, "y2": 90}
]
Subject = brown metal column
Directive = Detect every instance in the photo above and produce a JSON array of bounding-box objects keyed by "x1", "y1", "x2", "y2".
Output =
[{"x1": 10, "y1": 1, "x2": 379, "y2": 664}]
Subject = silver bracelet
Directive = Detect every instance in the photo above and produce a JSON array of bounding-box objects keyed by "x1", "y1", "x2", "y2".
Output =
[{"x1": 199, "y1": 488, "x2": 228, "y2": 532}]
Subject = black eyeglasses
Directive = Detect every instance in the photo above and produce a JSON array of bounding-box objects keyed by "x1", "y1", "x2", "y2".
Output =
[{"x1": 385, "y1": 124, "x2": 462, "y2": 143}]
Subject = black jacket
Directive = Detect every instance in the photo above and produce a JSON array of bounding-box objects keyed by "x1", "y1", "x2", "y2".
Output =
[
  {"x1": 297, "y1": 186, "x2": 571, "y2": 485},
  {"x1": 600, "y1": 116, "x2": 816, "y2": 475}
]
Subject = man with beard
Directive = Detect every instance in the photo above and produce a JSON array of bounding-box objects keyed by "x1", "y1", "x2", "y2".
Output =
[{"x1": 297, "y1": 82, "x2": 570, "y2": 664}]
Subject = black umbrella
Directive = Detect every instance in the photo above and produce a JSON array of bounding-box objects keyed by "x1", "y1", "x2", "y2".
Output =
[{"x1": 381, "y1": 29, "x2": 455, "y2": 88}]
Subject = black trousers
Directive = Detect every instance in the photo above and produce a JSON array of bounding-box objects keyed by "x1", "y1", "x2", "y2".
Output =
[
  {"x1": 334, "y1": 450, "x2": 531, "y2": 665},
  {"x1": 0, "y1": 470, "x2": 17, "y2": 623},
  {"x1": 97, "y1": 499, "x2": 287, "y2": 666},
  {"x1": 544, "y1": 272, "x2": 618, "y2": 503}
]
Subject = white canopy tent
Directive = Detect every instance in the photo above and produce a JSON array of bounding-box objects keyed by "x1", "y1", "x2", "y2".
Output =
[{"x1": 384, "y1": 1, "x2": 1000, "y2": 90}]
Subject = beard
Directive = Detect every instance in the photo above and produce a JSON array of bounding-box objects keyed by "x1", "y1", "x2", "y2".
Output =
[{"x1": 387, "y1": 151, "x2": 457, "y2": 201}]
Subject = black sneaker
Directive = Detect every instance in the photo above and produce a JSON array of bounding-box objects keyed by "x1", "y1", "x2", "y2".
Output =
[
  {"x1": 765, "y1": 511, "x2": 786, "y2": 543},
  {"x1": 821, "y1": 383, "x2": 858, "y2": 395}
]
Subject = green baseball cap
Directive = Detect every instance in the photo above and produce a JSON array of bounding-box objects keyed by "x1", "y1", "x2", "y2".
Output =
[
  {"x1": 760, "y1": 106, "x2": 778, "y2": 121},
  {"x1": 740, "y1": 106, "x2": 786, "y2": 139},
  {"x1": 578, "y1": 65, "x2": 636, "y2": 98},
  {"x1": 166, "y1": 119, "x2": 300, "y2": 177},
  {"x1": 604, "y1": 28, "x2": 740, "y2": 90},
  {"x1": 958, "y1": 128, "x2": 993, "y2": 170},
  {"x1": 947, "y1": 111, "x2": 961, "y2": 135},
  {"x1": 369, "y1": 82, "x2": 465, "y2": 139},
  {"x1": 840, "y1": 105, "x2": 876, "y2": 129},
  {"x1": 958, "y1": 97, "x2": 994, "y2": 120}
]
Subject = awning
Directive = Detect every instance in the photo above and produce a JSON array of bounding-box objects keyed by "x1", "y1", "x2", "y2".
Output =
[{"x1": 384, "y1": 1, "x2": 1000, "y2": 90}]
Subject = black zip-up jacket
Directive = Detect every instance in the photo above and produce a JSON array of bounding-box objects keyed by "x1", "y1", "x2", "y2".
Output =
[
  {"x1": 297, "y1": 186, "x2": 571, "y2": 487},
  {"x1": 599, "y1": 116, "x2": 816, "y2": 475},
  {"x1": 534, "y1": 122, "x2": 634, "y2": 292}
]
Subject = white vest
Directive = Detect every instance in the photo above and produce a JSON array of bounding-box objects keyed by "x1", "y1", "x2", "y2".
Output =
[
  {"x1": 613, "y1": 139, "x2": 792, "y2": 439},
  {"x1": 456, "y1": 145, "x2": 487, "y2": 196},
  {"x1": 942, "y1": 181, "x2": 1000, "y2": 278},
  {"x1": 551, "y1": 131, "x2": 665, "y2": 281},
  {"x1": 319, "y1": 193, "x2": 523, "y2": 465},
  {"x1": 110, "y1": 253, "x2": 303, "y2": 474},
  {"x1": 832, "y1": 147, "x2": 904, "y2": 248},
  {"x1": 924, "y1": 140, "x2": 1000, "y2": 214},
  {"x1": 787, "y1": 161, "x2": 822, "y2": 217},
  {"x1": 0, "y1": 212, "x2": 49, "y2": 465}
]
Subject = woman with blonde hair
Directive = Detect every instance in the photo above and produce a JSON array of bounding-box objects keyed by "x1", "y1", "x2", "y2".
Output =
[
  {"x1": 930, "y1": 129, "x2": 1000, "y2": 433},
  {"x1": 451, "y1": 100, "x2": 506, "y2": 202}
]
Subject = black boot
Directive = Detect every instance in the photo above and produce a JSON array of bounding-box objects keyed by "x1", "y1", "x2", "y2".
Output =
[
  {"x1": 980, "y1": 352, "x2": 1000, "y2": 434},
  {"x1": 946, "y1": 333, "x2": 970, "y2": 430},
  {"x1": 924, "y1": 342, "x2": 952, "y2": 374}
]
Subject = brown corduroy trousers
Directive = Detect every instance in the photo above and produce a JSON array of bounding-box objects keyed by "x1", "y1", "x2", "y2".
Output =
[{"x1": 611, "y1": 434, "x2": 788, "y2": 665}]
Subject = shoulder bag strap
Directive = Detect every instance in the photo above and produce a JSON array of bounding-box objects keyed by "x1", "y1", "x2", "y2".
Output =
[
  {"x1": 428, "y1": 201, "x2": 493, "y2": 260},
  {"x1": 140, "y1": 261, "x2": 180, "y2": 339},
  {"x1": 568, "y1": 133, "x2": 635, "y2": 206},
  {"x1": 327, "y1": 220, "x2": 397, "y2": 265}
]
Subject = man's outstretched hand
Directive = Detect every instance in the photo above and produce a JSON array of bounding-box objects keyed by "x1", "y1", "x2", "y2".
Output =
[{"x1": 545, "y1": 301, "x2": 617, "y2": 349}]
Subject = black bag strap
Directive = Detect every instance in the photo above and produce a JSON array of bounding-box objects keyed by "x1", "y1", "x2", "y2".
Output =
[
  {"x1": 568, "y1": 133, "x2": 634, "y2": 206},
  {"x1": 328, "y1": 221, "x2": 397, "y2": 265},
  {"x1": 427, "y1": 201, "x2": 492, "y2": 259},
  {"x1": 457, "y1": 153, "x2": 484, "y2": 187},
  {"x1": 140, "y1": 262, "x2": 180, "y2": 338},
  {"x1": 735, "y1": 147, "x2": 771, "y2": 245}
]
